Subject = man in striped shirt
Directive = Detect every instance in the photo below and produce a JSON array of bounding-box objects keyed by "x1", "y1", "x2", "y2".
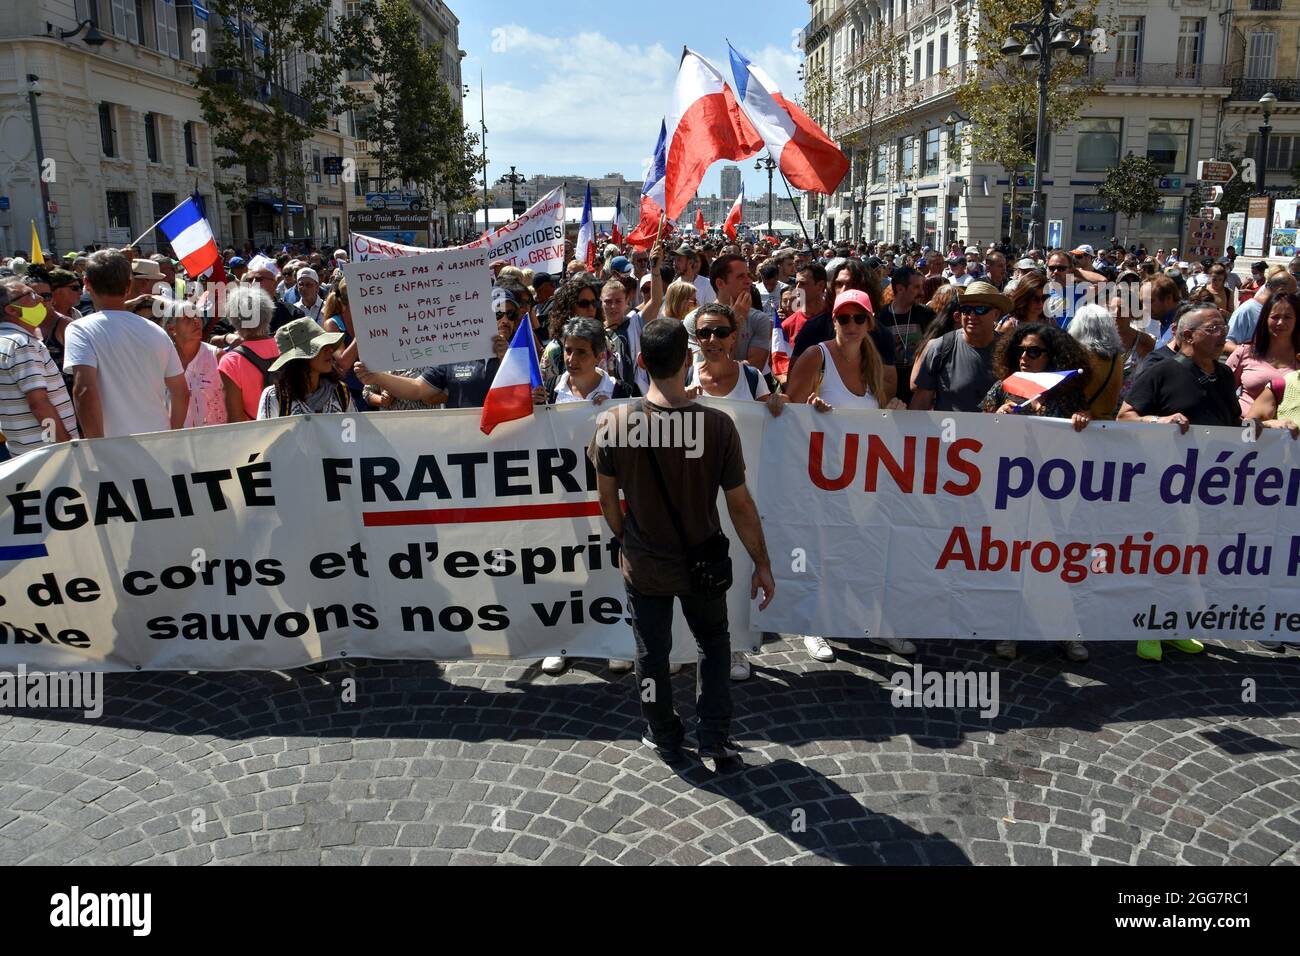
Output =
[{"x1": 0, "y1": 277, "x2": 78, "y2": 456}]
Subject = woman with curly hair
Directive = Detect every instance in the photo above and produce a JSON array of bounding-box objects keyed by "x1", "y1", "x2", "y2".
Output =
[
  {"x1": 980, "y1": 321, "x2": 1092, "y2": 426},
  {"x1": 542, "y1": 276, "x2": 603, "y2": 381},
  {"x1": 981, "y1": 321, "x2": 1092, "y2": 664}
]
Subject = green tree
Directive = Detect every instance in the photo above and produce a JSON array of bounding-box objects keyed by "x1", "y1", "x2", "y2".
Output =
[
  {"x1": 360, "y1": 0, "x2": 481, "y2": 227},
  {"x1": 1099, "y1": 152, "x2": 1162, "y2": 244},
  {"x1": 194, "y1": 1, "x2": 368, "y2": 242},
  {"x1": 954, "y1": 0, "x2": 1104, "y2": 243}
]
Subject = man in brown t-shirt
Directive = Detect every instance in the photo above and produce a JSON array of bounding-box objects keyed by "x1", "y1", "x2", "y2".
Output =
[{"x1": 588, "y1": 315, "x2": 775, "y2": 767}]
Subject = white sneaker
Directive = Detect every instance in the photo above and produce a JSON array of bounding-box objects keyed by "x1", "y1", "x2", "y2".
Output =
[
  {"x1": 1061, "y1": 640, "x2": 1089, "y2": 662},
  {"x1": 541, "y1": 656, "x2": 567, "y2": 674},
  {"x1": 607, "y1": 659, "x2": 633, "y2": 673},
  {"x1": 668, "y1": 662, "x2": 684, "y2": 675},
  {"x1": 729, "y1": 651, "x2": 751, "y2": 681},
  {"x1": 803, "y1": 635, "x2": 836, "y2": 662},
  {"x1": 871, "y1": 637, "x2": 916, "y2": 655}
]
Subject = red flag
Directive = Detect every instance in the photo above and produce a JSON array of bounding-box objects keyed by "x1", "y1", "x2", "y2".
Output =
[{"x1": 695, "y1": 208, "x2": 706, "y2": 235}]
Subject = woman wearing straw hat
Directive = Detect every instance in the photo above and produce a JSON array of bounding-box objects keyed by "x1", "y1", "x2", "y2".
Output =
[{"x1": 255, "y1": 317, "x2": 348, "y2": 419}]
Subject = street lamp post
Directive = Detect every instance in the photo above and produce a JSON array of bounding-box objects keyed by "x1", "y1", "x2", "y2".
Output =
[
  {"x1": 997, "y1": 0, "x2": 1092, "y2": 251},
  {"x1": 478, "y1": 72, "x2": 489, "y2": 237},
  {"x1": 1257, "y1": 92, "x2": 1277, "y2": 198},
  {"x1": 26, "y1": 75, "x2": 57, "y2": 259},
  {"x1": 497, "y1": 165, "x2": 526, "y2": 212},
  {"x1": 755, "y1": 154, "x2": 776, "y2": 236}
]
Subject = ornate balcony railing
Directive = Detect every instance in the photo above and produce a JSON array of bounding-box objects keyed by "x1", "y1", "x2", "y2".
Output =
[{"x1": 1230, "y1": 77, "x2": 1300, "y2": 101}]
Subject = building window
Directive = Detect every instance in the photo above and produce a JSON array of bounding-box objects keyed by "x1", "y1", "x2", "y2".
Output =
[
  {"x1": 155, "y1": 0, "x2": 179, "y2": 57},
  {"x1": 1141, "y1": 196, "x2": 1185, "y2": 248},
  {"x1": 1176, "y1": 18, "x2": 1204, "y2": 80},
  {"x1": 106, "y1": 190, "x2": 133, "y2": 234},
  {"x1": 111, "y1": 0, "x2": 138, "y2": 42},
  {"x1": 923, "y1": 128, "x2": 941, "y2": 175},
  {"x1": 1077, "y1": 118, "x2": 1121, "y2": 172},
  {"x1": 1245, "y1": 133, "x2": 1297, "y2": 171},
  {"x1": 145, "y1": 113, "x2": 160, "y2": 163},
  {"x1": 925, "y1": 41, "x2": 934, "y2": 77},
  {"x1": 897, "y1": 202, "x2": 913, "y2": 242},
  {"x1": 1246, "y1": 32, "x2": 1277, "y2": 80},
  {"x1": 312, "y1": 149, "x2": 322, "y2": 183},
  {"x1": 99, "y1": 103, "x2": 117, "y2": 157},
  {"x1": 920, "y1": 197, "x2": 938, "y2": 245},
  {"x1": 1115, "y1": 17, "x2": 1143, "y2": 79},
  {"x1": 875, "y1": 143, "x2": 888, "y2": 181},
  {"x1": 1147, "y1": 119, "x2": 1191, "y2": 174},
  {"x1": 899, "y1": 135, "x2": 916, "y2": 177},
  {"x1": 912, "y1": 48, "x2": 921, "y2": 84},
  {"x1": 184, "y1": 121, "x2": 196, "y2": 167},
  {"x1": 939, "y1": 33, "x2": 948, "y2": 71},
  {"x1": 152, "y1": 192, "x2": 176, "y2": 230}
]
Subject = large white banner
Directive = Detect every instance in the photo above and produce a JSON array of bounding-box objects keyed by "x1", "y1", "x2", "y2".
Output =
[
  {"x1": 0, "y1": 404, "x2": 761, "y2": 673},
  {"x1": 3, "y1": 405, "x2": 1299, "y2": 672},
  {"x1": 758, "y1": 410, "x2": 1300, "y2": 645},
  {"x1": 349, "y1": 187, "x2": 567, "y2": 273}
]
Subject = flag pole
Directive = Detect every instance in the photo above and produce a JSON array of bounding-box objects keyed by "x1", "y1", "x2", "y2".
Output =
[
  {"x1": 778, "y1": 170, "x2": 814, "y2": 250},
  {"x1": 126, "y1": 196, "x2": 188, "y2": 250}
]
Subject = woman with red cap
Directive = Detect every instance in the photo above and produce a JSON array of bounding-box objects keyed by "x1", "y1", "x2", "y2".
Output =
[{"x1": 783, "y1": 289, "x2": 913, "y2": 664}]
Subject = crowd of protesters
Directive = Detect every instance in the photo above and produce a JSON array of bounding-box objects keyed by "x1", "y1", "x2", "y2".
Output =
[{"x1": 1, "y1": 228, "x2": 1297, "y2": 761}]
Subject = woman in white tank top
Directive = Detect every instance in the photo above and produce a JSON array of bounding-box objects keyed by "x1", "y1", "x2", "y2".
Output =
[
  {"x1": 685, "y1": 303, "x2": 783, "y2": 411},
  {"x1": 782, "y1": 289, "x2": 914, "y2": 667},
  {"x1": 786, "y1": 290, "x2": 904, "y2": 412}
]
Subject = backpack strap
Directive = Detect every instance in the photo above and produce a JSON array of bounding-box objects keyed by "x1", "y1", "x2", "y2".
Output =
[
  {"x1": 233, "y1": 344, "x2": 274, "y2": 384},
  {"x1": 742, "y1": 364, "x2": 760, "y2": 398},
  {"x1": 1271, "y1": 375, "x2": 1287, "y2": 404},
  {"x1": 1084, "y1": 354, "x2": 1118, "y2": 408}
]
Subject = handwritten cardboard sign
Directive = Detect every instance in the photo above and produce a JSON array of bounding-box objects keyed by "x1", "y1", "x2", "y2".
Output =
[{"x1": 341, "y1": 246, "x2": 494, "y2": 371}]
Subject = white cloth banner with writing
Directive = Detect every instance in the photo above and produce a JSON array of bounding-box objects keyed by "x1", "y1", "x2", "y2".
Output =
[
  {"x1": 2, "y1": 404, "x2": 1298, "y2": 673},
  {"x1": 349, "y1": 187, "x2": 567, "y2": 273}
]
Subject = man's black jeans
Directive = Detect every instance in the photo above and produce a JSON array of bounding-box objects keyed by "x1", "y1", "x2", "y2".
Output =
[{"x1": 624, "y1": 583, "x2": 732, "y2": 749}]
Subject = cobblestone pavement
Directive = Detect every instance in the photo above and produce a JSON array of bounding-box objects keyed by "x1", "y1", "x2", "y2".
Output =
[{"x1": 2, "y1": 635, "x2": 1299, "y2": 866}]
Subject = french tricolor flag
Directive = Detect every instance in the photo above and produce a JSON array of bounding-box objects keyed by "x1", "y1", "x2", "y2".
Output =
[
  {"x1": 626, "y1": 120, "x2": 669, "y2": 250},
  {"x1": 728, "y1": 42, "x2": 848, "y2": 196},
  {"x1": 574, "y1": 183, "x2": 595, "y2": 272},
  {"x1": 1000, "y1": 368, "x2": 1083, "y2": 406},
  {"x1": 158, "y1": 197, "x2": 220, "y2": 278},
  {"x1": 663, "y1": 49, "x2": 763, "y2": 221},
  {"x1": 770, "y1": 315, "x2": 791, "y2": 378},
  {"x1": 611, "y1": 190, "x2": 625, "y2": 246},
  {"x1": 480, "y1": 319, "x2": 544, "y2": 435}
]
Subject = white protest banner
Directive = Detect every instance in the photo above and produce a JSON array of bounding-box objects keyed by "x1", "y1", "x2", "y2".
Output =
[
  {"x1": 0, "y1": 404, "x2": 759, "y2": 673},
  {"x1": 349, "y1": 187, "x2": 567, "y2": 273},
  {"x1": 754, "y1": 410, "x2": 1300, "y2": 644},
  {"x1": 349, "y1": 232, "x2": 430, "y2": 262},
  {"x1": 4, "y1": 406, "x2": 1300, "y2": 674},
  {"x1": 341, "y1": 245, "x2": 495, "y2": 371}
]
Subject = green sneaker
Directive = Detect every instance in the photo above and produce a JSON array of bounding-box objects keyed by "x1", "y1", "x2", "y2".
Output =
[
  {"x1": 1136, "y1": 640, "x2": 1163, "y2": 661},
  {"x1": 1163, "y1": 638, "x2": 1205, "y2": 655}
]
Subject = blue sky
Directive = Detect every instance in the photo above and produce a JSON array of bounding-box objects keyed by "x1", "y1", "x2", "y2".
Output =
[{"x1": 457, "y1": 2, "x2": 806, "y2": 201}]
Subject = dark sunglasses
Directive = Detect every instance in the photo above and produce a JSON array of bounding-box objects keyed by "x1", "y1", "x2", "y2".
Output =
[
  {"x1": 495, "y1": 309, "x2": 518, "y2": 319},
  {"x1": 1048, "y1": 264, "x2": 1070, "y2": 272},
  {"x1": 958, "y1": 304, "x2": 996, "y2": 316},
  {"x1": 696, "y1": 326, "x2": 734, "y2": 340},
  {"x1": 835, "y1": 312, "x2": 870, "y2": 325},
  {"x1": 575, "y1": 297, "x2": 597, "y2": 308},
  {"x1": 1020, "y1": 346, "x2": 1047, "y2": 359}
]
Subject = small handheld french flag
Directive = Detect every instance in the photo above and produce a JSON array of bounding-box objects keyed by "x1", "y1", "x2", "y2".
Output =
[
  {"x1": 158, "y1": 197, "x2": 220, "y2": 278},
  {"x1": 480, "y1": 321, "x2": 543, "y2": 435},
  {"x1": 1000, "y1": 368, "x2": 1082, "y2": 406}
]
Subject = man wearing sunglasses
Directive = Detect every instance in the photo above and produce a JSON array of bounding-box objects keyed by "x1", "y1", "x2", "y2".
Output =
[{"x1": 910, "y1": 281, "x2": 1009, "y2": 413}]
